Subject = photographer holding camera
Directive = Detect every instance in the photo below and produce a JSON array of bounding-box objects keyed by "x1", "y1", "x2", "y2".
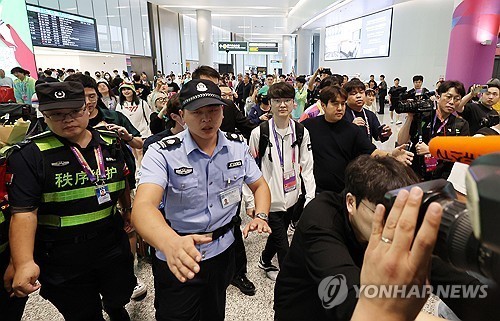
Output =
[
  {"x1": 397, "y1": 80, "x2": 470, "y2": 180},
  {"x1": 456, "y1": 79, "x2": 500, "y2": 135}
]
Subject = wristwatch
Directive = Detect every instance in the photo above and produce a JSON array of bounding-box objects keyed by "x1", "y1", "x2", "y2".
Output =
[{"x1": 255, "y1": 212, "x2": 269, "y2": 222}]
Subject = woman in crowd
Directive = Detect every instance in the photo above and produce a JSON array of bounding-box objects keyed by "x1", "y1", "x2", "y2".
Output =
[
  {"x1": 149, "y1": 92, "x2": 169, "y2": 135},
  {"x1": 97, "y1": 80, "x2": 118, "y2": 110},
  {"x1": 115, "y1": 82, "x2": 153, "y2": 164},
  {"x1": 103, "y1": 72, "x2": 113, "y2": 83},
  {"x1": 147, "y1": 79, "x2": 169, "y2": 108}
]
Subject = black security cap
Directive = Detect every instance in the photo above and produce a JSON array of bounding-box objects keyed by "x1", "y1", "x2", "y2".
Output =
[
  {"x1": 36, "y1": 81, "x2": 85, "y2": 111},
  {"x1": 179, "y1": 79, "x2": 227, "y2": 111}
]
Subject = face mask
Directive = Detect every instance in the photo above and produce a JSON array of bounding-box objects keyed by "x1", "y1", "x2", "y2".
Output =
[
  {"x1": 167, "y1": 79, "x2": 172, "y2": 84},
  {"x1": 182, "y1": 122, "x2": 188, "y2": 130}
]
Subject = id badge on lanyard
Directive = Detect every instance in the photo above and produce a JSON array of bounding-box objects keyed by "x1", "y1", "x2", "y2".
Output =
[
  {"x1": 70, "y1": 145, "x2": 111, "y2": 205},
  {"x1": 272, "y1": 119, "x2": 297, "y2": 193}
]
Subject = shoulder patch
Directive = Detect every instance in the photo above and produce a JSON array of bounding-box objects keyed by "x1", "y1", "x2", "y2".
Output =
[
  {"x1": 225, "y1": 132, "x2": 244, "y2": 142},
  {"x1": 157, "y1": 136, "x2": 182, "y2": 149}
]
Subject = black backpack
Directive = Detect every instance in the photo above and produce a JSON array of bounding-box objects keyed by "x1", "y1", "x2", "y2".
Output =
[{"x1": 257, "y1": 120, "x2": 305, "y2": 168}]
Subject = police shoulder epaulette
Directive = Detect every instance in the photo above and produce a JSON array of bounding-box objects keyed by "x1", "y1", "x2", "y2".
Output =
[
  {"x1": 156, "y1": 136, "x2": 182, "y2": 149},
  {"x1": 225, "y1": 132, "x2": 244, "y2": 142}
]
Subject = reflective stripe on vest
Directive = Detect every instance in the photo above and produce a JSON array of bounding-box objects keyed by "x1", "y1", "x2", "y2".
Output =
[
  {"x1": 42, "y1": 181, "x2": 125, "y2": 203},
  {"x1": 0, "y1": 241, "x2": 7, "y2": 254},
  {"x1": 0, "y1": 211, "x2": 4, "y2": 225},
  {"x1": 37, "y1": 205, "x2": 115, "y2": 227}
]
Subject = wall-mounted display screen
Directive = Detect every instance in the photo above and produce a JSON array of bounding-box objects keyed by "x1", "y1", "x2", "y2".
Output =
[
  {"x1": 324, "y1": 8, "x2": 393, "y2": 61},
  {"x1": 27, "y1": 4, "x2": 98, "y2": 52}
]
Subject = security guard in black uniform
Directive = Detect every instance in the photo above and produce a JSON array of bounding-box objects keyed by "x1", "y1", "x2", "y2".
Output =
[{"x1": 6, "y1": 82, "x2": 135, "y2": 321}]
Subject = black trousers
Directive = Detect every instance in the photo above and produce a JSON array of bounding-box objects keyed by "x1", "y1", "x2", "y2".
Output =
[
  {"x1": 0, "y1": 251, "x2": 28, "y2": 321},
  {"x1": 39, "y1": 230, "x2": 135, "y2": 321},
  {"x1": 262, "y1": 206, "x2": 294, "y2": 267},
  {"x1": 153, "y1": 244, "x2": 235, "y2": 321},
  {"x1": 378, "y1": 95, "x2": 386, "y2": 113}
]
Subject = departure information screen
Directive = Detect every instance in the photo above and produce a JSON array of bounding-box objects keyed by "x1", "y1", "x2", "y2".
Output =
[{"x1": 27, "y1": 5, "x2": 98, "y2": 51}]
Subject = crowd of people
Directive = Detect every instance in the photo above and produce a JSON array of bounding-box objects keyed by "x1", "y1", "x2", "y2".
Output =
[{"x1": 0, "y1": 62, "x2": 499, "y2": 321}]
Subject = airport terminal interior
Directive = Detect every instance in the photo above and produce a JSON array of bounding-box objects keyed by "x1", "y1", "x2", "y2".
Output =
[{"x1": 0, "y1": 0, "x2": 499, "y2": 320}]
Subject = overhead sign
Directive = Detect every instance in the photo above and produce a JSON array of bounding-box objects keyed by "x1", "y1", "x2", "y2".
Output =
[
  {"x1": 249, "y1": 42, "x2": 279, "y2": 53},
  {"x1": 218, "y1": 41, "x2": 248, "y2": 52}
]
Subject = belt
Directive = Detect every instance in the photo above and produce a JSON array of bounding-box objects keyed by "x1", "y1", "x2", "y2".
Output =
[{"x1": 175, "y1": 215, "x2": 242, "y2": 240}]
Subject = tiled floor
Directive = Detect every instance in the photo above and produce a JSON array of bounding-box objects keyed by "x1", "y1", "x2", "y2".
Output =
[{"x1": 20, "y1": 109, "x2": 425, "y2": 321}]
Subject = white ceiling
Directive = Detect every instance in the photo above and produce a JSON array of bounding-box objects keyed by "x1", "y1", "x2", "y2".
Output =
[{"x1": 152, "y1": 0, "x2": 302, "y2": 42}]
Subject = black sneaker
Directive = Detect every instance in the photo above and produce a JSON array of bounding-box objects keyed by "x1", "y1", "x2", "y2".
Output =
[
  {"x1": 231, "y1": 274, "x2": 256, "y2": 296},
  {"x1": 258, "y1": 255, "x2": 279, "y2": 281}
]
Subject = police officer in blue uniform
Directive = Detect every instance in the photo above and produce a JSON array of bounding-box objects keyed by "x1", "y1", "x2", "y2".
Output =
[
  {"x1": 7, "y1": 82, "x2": 135, "y2": 321},
  {"x1": 132, "y1": 79, "x2": 271, "y2": 321}
]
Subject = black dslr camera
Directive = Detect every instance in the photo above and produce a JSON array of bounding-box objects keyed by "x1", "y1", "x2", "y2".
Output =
[
  {"x1": 384, "y1": 153, "x2": 500, "y2": 283},
  {"x1": 395, "y1": 88, "x2": 435, "y2": 114}
]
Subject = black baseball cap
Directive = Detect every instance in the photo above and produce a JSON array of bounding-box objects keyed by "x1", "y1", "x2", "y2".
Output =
[
  {"x1": 36, "y1": 81, "x2": 85, "y2": 111},
  {"x1": 179, "y1": 79, "x2": 227, "y2": 111}
]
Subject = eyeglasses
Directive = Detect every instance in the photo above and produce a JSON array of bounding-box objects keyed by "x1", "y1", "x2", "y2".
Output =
[
  {"x1": 43, "y1": 107, "x2": 87, "y2": 121},
  {"x1": 442, "y1": 94, "x2": 462, "y2": 102},
  {"x1": 270, "y1": 98, "x2": 294, "y2": 106},
  {"x1": 360, "y1": 200, "x2": 376, "y2": 214}
]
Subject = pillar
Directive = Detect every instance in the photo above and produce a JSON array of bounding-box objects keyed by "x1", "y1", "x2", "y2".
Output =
[
  {"x1": 296, "y1": 29, "x2": 312, "y2": 76},
  {"x1": 196, "y1": 9, "x2": 213, "y2": 67},
  {"x1": 282, "y1": 35, "x2": 293, "y2": 75},
  {"x1": 445, "y1": 0, "x2": 500, "y2": 88}
]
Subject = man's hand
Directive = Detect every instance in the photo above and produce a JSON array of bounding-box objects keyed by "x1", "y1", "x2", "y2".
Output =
[
  {"x1": 380, "y1": 124, "x2": 392, "y2": 138},
  {"x1": 391, "y1": 144, "x2": 413, "y2": 166},
  {"x1": 163, "y1": 234, "x2": 212, "y2": 283},
  {"x1": 107, "y1": 124, "x2": 133, "y2": 142},
  {"x1": 352, "y1": 117, "x2": 366, "y2": 127},
  {"x1": 242, "y1": 218, "x2": 271, "y2": 238},
  {"x1": 470, "y1": 84, "x2": 483, "y2": 96},
  {"x1": 3, "y1": 260, "x2": 15, "y2": 295},
  {"x1": 352, "y1": 187, "x2": 443, "y2": 321},
  {"x1": 259, "y1": 114, "x2": 270, "y2": 121},
  {"x1": 246, "y1": 208, "x2": 255, "y2": 218},
  {"x1": 12, "y1": 261, "x2": 40, "y2": 297},
  {"x1": 415, "y1": 142, "x2": 430, "y2": 156}
]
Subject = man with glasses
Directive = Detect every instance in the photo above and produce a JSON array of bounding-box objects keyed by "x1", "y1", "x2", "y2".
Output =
[
  {"x1": 249, "y1": 82, "x2": 315, "y2": 281},
  {"x1": 274, "y1": 155, "x2": 420, "y2": 321},
  {"x1": 7, "y1": 82, "x2": 136, "y2": 320},
  {"x1": 398, "y1": 80, "x2": 470, "y2": 180}
]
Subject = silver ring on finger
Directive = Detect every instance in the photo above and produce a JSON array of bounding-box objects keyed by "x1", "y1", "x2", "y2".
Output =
[{"x1": 381, "y1": 236, "x2": 393, "y2": 244}]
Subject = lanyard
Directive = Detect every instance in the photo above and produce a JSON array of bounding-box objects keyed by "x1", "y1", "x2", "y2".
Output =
[
  {"x1": 271, "y1": 119, "x2": 296, "y2": 169},
  {"x1": 432, "y1": 113, "x2": 449, "y2": 136},
  {"x1": 351, "y1": 109, "x2": 371, "y2": 139},
  {"x1": 70, "y1": 145, "x2": 107, "y2": 184}
]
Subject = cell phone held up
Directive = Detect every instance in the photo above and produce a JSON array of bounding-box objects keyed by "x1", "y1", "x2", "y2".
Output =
[{"x1": 378, "y1": 124, "x2": 389, "y2": 143}]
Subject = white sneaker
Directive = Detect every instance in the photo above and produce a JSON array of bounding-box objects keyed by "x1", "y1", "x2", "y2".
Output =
[
  {"x1": 131, "y1": 280, "x2": 147, "y2": 300},
  {"x1": 258, "y1": 255, "x2": 279, "y2": 281}
]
